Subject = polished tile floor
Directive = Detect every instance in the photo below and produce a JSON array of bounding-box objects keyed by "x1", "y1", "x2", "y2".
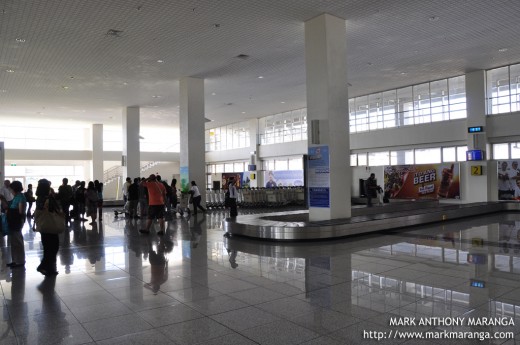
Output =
[{"x1": 1, "y1": 208, "x2": 520, "y2": 344}]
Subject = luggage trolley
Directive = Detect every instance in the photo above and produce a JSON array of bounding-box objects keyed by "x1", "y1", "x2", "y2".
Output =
[{"x1": 178, "y1": 192, "x2": 191, "y2": 216}]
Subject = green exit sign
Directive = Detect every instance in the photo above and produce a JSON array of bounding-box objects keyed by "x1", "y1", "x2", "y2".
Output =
[{"x1": 10, "y1": 163, "x2": 16, "y2": 166}]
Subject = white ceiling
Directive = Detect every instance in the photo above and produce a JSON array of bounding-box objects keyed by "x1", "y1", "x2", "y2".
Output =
[{"x1": 0, "y1": 0, "x2": 519, "y2": 130}]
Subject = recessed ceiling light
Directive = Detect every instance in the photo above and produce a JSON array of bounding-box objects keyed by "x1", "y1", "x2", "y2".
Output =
[
  {"x1": 367, "y1": 62, "x2": 373, "y2": 66},
  {"x1": 5, "y1": 69, "x2": 14, "y2": 73},
  {"x1": 257, "y1": 76, "x2": 264, "y2": 79},
  {"x1": 214, "y1": 23, "x2": 221, "y2": 28},
  {"x1": 62, "y1": 86, "x2": 69, "y2": 89},
  {"x1": 211, "y1": 92, "x2": 216, "y2": 96},
  {"x1": 498, "y1": 48, "x2": 508, "y2": 52},
  {"x1": 15, "y1": 38, "x2": 25, "y2": 42},
  {"x1": 280, "y1": 101, "x2": 285, "y2": 104},
  {"x1": 0, "y1": 90, "x2": 7, "y2": 93},
  {"x1": 429, "y1": 16, "x2": 439, "y2": 22},
  {"x1": 157, "y1": 59, "x2": 164, "y2": 63},
  {"x1": 123, "y1": 82, "x2": 128, "y2": 85},
  {"x1": 152, "y1": 95, "x2": 161, "y2": 98},
  {"x1": 400, "y1": 72, "x2": 407, "y2": 75},
  {"x1": 241, "y1": 111, "x2": 246, "y2": 114},
  {"x1": 69, "y1": 76, "x2": 75, "y2": 79}
]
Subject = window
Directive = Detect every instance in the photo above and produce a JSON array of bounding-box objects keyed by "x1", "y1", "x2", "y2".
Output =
[
  {"x1": 415, "y1": 148, "x2": 441, "y2": 164},
  {"x1": 368, "y1": 152, "x2": 389, "y2": 166},
  {"x1": 443, "y1": 147, "x2": 456, "y2": 162},
  {"x1": 493, "y1": 143, "x2": 509, "y2": 159},
  {"x1": 486, "y1": 63, "x2": 520, "y2": 115},
  {"x1": 456, "y1": 146, "x2": 468, "y2": 161},
  {"x1": 259, "y1": 109, "x2": 307, "y2": 145},
  {"x1": 350, "y1": 154, "x2": 357, "y2": 167},
  {"x1": 350, "y1": 76, "x2": 466, "y2": 133},
  {"x1": 205, "y1": 121, "x2": 250, "y2": 152},
  {"x1": 390, "y1": 150, "x2": 413, "y2": 165}
]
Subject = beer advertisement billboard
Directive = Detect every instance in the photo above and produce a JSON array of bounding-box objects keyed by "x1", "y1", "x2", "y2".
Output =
[{"x1": 384, "y1": 163, "x2": 460, "y2": 200}]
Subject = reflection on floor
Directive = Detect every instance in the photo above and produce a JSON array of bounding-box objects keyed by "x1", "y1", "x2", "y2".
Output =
[{"x1": 1, "y1": 208, "x2": 520, "y2": 344}]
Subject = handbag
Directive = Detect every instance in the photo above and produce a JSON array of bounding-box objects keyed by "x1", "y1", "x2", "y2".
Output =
[{"x1": 34, "y1": 209, "x2": 66, "y2": 234}]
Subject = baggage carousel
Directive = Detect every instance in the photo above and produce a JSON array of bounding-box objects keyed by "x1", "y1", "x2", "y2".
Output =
[{"x1": 222, "y1": 201, "x2": 520, "y2": 241}]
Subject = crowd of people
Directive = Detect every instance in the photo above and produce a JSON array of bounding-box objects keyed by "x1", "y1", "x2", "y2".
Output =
[
  {"x1": 0, "y1": 173, "x2": 218, "y2": 278},
  {"x1": 0, "y1": 177, "x2": 104, "y2": 277}
]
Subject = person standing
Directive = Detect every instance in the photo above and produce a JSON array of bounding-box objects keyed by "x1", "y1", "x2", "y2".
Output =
[
  {"x1": 75, "y1": 181, "x2": 87, "y2": 221},
  {"x1": 1, "y1": 181, "x2": 27, "y2": 268},
  {"x1": 170, "y1": 178, "x2": 183, "y2": 217},
  {"x1": 123, "y1": 177, "x2": 132, "y2": 204},
  {"x1": 58, "y1": 178, "x2": 73, "y2": 224},
  {"x1": 35, "y1": 179, "x2": 60, "y2": 276},
  {"x1": 0, "y1": 180, "x2": 14, "y2": 205},
  {"x1": 127, "y1": 178, "x2": 140, "y2": 219},
  {"x1": 25, "y1": 184, "x2": 35, "y2": 218},
  {"x1": 139, "y1": 174, "x2": 167, "y2": 235},
  {"x1": 364, "y1": 173, "x2": 380, "y2": 207},
  {"x1": 227, "y1": 178, "x2": 238, "y2": 218},
  {"x1": 189, "y1": 181, "x2": 206, "y2": 215},
  {"x1": 85, "y1": 181, "x2": 98, "y2": 224}
]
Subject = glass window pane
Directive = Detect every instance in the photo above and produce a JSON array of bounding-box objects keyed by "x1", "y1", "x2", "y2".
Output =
[
  {"x1": 275, "y1": 160, "x2": 288, "y2": 170},
  {"x1": 415, "y1": 148, "x2": 441, "y2": 164},
  {"x1": 390, "y1": 150, "x2": 413, "y2": 165},
  {"x1": 368, "y1": 152, "x2": 389, "y2": 166},
  {"x1": 511, "y1": 143, "x2": 520, "y2": 159},
  {"x1": 456, "y1": 146, "x2": 468, "y2": 161},
  {"x1": 413, "y1": 83, "x2": 431, "y2": 124},
  {"x1": 358, "y1": 153, "x2": 368, "y2": 166},
  {"x1": 350, "y1": 154, "x2": 357, "y2": 166},
  {"x1": 224, "y1": 163, "x2": 233, "y2": 172},
  {"x1": 448, "y1": 76, "x2": 467, "y2": 119},
  {"x1": 487, "y1": 66, "x2": 510, "y2": 114},
  {"x1": 288, "y1": 158, "x2": 303, "y2": 170},
  {"x1": 511, "y1": 64, "x2": 520, "y2": 112},
  {"x1": 397, "y1": 87, "x2": 413, "y2": 126},
  {"x1": 443, "y1": 147, "x2": 456, "y2": 162},
  {"x1": 234, "y1": 162, "x2": 244, "y2": 172},
  {"x1": 493, "y1": 143, "x2": 509, "y2": 159},
  {"x1": 382, "y1": 90, "x2": 397, "y2": 128}
]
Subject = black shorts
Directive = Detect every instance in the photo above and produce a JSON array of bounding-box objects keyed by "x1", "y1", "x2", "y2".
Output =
[{"x1": 147, "y1": 205, "x2": 165, "y2": 220}]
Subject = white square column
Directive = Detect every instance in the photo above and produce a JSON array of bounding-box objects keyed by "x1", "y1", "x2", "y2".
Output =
[
  {"x1": 465, "y1": 71, "x2": 492, "y2": 202},
  {"x1": 122, "y1": 106, "x2": 141, "y2": 179},
  {"x1": 305, "y1": 14, "x2": 351, "y2": 220},
  {"x1": 92, "y1": 124, "x2": 104, "y2": 181},
  {"x1": 179, "y1": 77, "x2": 206, "y2": 203}
]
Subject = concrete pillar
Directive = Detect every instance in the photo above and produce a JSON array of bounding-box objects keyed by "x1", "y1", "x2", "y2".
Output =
[
  {"x1": 248, "y1": 118, "x2": 259, "y2": 188},
  {"x1": 179, "y1": 77, "x2": 206, "y2": 205},
  {"x1": 122, "y1": 106, "x2": 141, "y2": 180},
  {"x1": 464, "y1": 71, "x2": 492, "y2": 202},
  {"x1": 305, "y1": 14, "x2": 351, "y2": 220},
  {"x1": 92, "y1": 124, "x2": 104, "y2": 181}
]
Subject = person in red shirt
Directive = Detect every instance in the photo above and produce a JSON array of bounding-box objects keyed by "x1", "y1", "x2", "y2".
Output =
[{"x1": 139, "y1": 174, "x2": 167, "y2": 235}]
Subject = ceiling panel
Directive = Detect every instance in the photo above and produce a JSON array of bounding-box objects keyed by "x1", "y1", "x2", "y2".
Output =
[{"x1": 0, "y1": 0, "x2": 519, "y2": 129}]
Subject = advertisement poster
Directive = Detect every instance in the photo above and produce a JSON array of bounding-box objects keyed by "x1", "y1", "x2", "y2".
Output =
[
  {"x1": 497, "y1": 160, "x2": 520, "y2": 200},
  {"x1": 262, "y1": 170, "x2": 304, "y2": 188},
  {"x1": 180, "y1": 166, "x2": 190, "y2": 193},
  {"x1": 384, "y1": 163, "x2": 460, "y2": 200},
  {"x1": 222, "y1": 173, "x2": 244, "y2": 189},
  {"x1": 308, "y1": 145, "x2": 330, "y2": 208}
]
